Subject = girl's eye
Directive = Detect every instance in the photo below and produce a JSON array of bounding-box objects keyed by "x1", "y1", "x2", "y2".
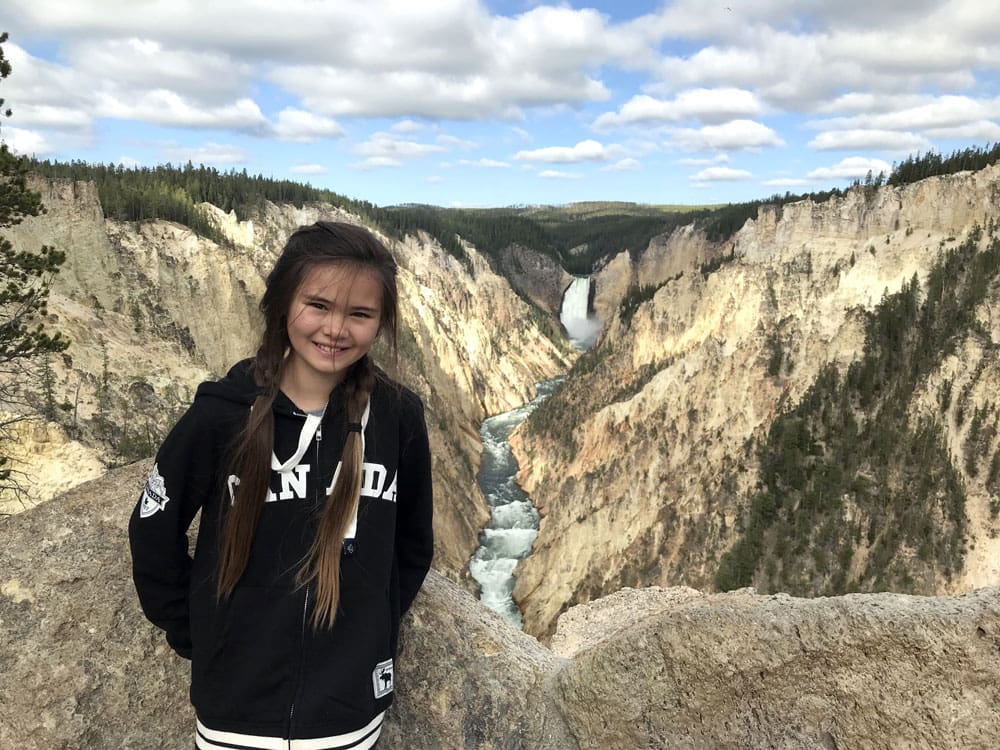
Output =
[
  {"x1": 352, "y1": 311, "x2": 372, "y2": 319},
  {"x1": 309, "y1": 301, "x2": 327, "y2": 311}
]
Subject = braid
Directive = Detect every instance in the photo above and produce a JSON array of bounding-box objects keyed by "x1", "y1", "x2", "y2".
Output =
[
  {"x1": 301, "y1": 355, "x2": 377, "y2": 629},
  {"x1": 216, "y1": 344, "x2": 287, "y2": 599}
]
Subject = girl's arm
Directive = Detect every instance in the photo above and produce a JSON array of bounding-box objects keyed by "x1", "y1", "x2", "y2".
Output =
[
  {"x1": 395, "y1": 392, "x2": 434, "y2": 615},
  {"x1": 127, "y1": 402, "x2": 217, "y2": 658}
]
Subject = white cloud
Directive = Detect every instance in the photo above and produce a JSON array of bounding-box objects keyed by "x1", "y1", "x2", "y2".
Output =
[
  {"x1": 594, "y1": 88, "x2": 763, "y2": 130},
  {"x1": 459, "y1": 158, "x2": 511, "y2": 168},
  {"x1": 392, "y1": 120, "x2": 425, "y2": 133},
  {"x1": 515, "y1": 139, "x2": 621, "y2": 163},
  {"x1": 68, "y1": 38, "x2": 255, "y2": 104},
  {"x1": 602, "y1": 158, "x2": 642, "y2": 172},
  {"x1": 814, "y1": 93, "x2": 929, "y2": 116},
  {"x1": 762, "y1": 177, "x2": 815, "y2": 188},
  {"x1": 352, "y1": 156, "x2": 403, "y2": 170},
  {"x1": 3, "y1": 39, "x2": 265, "y2": 136},
  {"x1": 677, "y1": 154, "x2": 730, "y2": 166},
  {"x1": 273, "y1": 109, "x2": 345, "y2": 143},
  {"x1": 270, "y1": 66, "x2": 594, "y2": 120},
  {"x1": 809, "y1": 130, "x2": 931, "y2": 152},
  {"x1": 2, "y1": 43, "x2": 94, "y2": 125},
  {"x1": 95, "y1": 90, "x2": 268, "y2": 131},
  {"x1": 355, "y1": 132, "x2": 446, "y2": 162},
  {"x1": 508, "y1": 126, "x2": 533, "y2": 144},
  {"x1": 690, "y1": 166, "x2": 752, "y2": 182},
  {"x1": 807, "y1": 157, "x2": 893, "y2": 180},
  {"x1": 1, "y1": 127, "x2": 54, "y2": 155},
  {"x1": 437, "y1": 134, "x2": 478, "y2": 150},
  {"x1": 642, "y1": 4, "x2": 999, "y2": 113},
  {"x1": 538, "y1": 169, "x2": 581, "y2": 179},
  {"x1": 6, "y1": 103, "x2": 90, "y2": 130},
  {"x1": 813, "y1": 96, "x2": 1000, "y2": 133},
  {"x1": 925, "y1": 121, "x2": 1000, "y2": 140},
  {"x1": 6, "y1": 0, "x2": 1000, "y2": 206},
  {"x1": 260, "y1": 3, "x2": 636, "y2": 120},
  {"x1": 426, "y1": 175, "x2": 444, "y2": 184},
  {"x1": 290, "y1": 163, "x2": 329, "y2": 175},
  {"x1": 5, "y1": 1, "x2": 634, "y2": 126},
  {"x1": 159, "y1": 141, "x2": 248, "y2": 164},
  {"x1": 670, "y1": 120, "x2": 784, "y2": 152}
]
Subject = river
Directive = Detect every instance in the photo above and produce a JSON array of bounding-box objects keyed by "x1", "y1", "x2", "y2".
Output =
[{"x1": 468, "y1": 378, "x2": 562, "y2": 628}]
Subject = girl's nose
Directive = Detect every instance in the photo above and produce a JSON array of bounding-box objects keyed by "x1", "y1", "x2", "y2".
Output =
[{"x1": 322, "y1": 310, "x2": 345, "y2": 335}]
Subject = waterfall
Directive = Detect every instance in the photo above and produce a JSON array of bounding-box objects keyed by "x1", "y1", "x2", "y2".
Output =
[{"x1": 560, "y1": 276, "x2": 602, "y2": 349}]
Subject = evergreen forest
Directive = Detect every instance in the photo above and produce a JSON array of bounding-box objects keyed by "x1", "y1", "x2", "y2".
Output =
[{"x1": 30, "y1": 143, "x2": 1000, "y2": 276}]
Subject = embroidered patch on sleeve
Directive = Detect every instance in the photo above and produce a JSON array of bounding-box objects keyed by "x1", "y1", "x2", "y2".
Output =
[
  {"x1": 372, "y1": 658, "x2": 394, "y2": 699},
  {"x1": 139, "y1": 463, "x2": 170, "y2": 518}
]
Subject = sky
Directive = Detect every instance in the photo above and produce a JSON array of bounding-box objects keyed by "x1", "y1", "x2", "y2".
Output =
[{"x1": 2, "y1": 0, "x2": 1000, "y2": 209}]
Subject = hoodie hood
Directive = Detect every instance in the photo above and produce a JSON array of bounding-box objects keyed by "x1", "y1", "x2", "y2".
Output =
[
  {"x1": 194, "y1": 358, "x2": 262, "y2": 408},
  {"x1": 194, "y1": 358, "x2": 349, "y2": 418}
]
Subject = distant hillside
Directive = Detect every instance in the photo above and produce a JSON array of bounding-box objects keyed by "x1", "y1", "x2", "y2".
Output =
[{"x1": 32, "y1": 144, "x2": 1000, "y2": 280}]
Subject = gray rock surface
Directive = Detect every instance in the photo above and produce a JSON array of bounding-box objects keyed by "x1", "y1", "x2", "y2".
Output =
[
  {"x1": 493, "y1": 243, "x2": 573, "y2": 316},
  {"x1": 3, "y1": 462, "x2": 999, "y2": 749}
]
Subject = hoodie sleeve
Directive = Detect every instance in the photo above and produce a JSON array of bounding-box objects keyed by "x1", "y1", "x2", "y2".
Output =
[
  {"x1": 128, "y1": 399, "x2": 220, "y2": 659},
  {"x1": 395, "y1": 392, "x2": 434, "y2": 615}
]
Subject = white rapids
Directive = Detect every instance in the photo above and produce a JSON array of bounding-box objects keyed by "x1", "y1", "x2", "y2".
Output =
[{"x1": 469, "y1": 379, "x2": 561, "y2": 628}]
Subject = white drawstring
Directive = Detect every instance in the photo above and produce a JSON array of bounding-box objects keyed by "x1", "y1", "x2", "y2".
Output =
[
  {"x1": 264, "y1": 398, "x2": 371, "y2": 542},
  {"x1": 271, "y1": 413, "x2": 323, "y2": 471}
]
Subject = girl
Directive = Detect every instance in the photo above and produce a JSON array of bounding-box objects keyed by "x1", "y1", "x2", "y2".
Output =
[{"x1": 129, "y1": 221, "x2": 434, "y2": 750}]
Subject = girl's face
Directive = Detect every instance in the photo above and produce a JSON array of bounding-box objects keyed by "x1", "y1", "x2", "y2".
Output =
[{"x1": 284, "y1": 263, "x2": 383, "y2": 391}]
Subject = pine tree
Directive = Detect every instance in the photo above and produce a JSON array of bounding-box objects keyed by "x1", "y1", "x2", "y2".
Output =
[{"x1": 0, "y1": 32, "x2": 69, "y2": 497}]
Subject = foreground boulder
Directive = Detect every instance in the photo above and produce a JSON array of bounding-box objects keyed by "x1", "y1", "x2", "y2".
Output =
[{"x1": 2, "y1": 462, "x2": 998, "y2": 748}]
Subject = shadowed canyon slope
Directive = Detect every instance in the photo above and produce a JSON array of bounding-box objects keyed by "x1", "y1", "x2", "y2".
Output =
[
  {"x1": 1, "y1": 178, "x2": 572, "y2": 581},
  {"x1": 2, "y1": 464, "x2": 999, "y2": 749},
  {"x1": 514, "y1": 165, "x2": 1000, "y2": 638}
]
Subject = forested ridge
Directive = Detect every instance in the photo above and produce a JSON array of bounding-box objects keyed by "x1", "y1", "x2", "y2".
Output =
[
  {"x1": 28, "y1": 143, "x2": 1000, "y2": 275},
  {"x1": 27, "y1": 159, "x2": 693, "y2": 273}
]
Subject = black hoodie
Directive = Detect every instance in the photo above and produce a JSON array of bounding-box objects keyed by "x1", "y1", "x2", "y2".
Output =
[{"x1": 128, "y1": 359, "x2": 433, "y2": 748}]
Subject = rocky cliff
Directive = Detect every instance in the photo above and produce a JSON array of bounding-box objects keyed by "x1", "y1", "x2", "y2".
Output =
[
  {"x1": 514, "y1": 165, "x2": 1000, "y2": 638},
  {"x1": 493, "y1": 242, "x2": 574, "y2": 317},
  {"x1": 2, "y1": 463, "x2": 998, "y2": 749},
  {"x1": 0, "y1": 178, "x2": 571, "y2": 580}
]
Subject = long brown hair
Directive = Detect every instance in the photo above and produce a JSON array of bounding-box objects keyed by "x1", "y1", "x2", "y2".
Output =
[{"x1": 217, "y1": 221, "x2": 399, "y2": 628}]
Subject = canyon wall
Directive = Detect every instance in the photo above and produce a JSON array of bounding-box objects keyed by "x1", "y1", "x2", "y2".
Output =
[
  {"x1": 493, "y1": 242, "x2": 574, "y2": 316},
  {"x1": 0, "y1": 178, "x2": 572, "y2": 580},
  {"x1": 2, "y1": 463, "x2": 998, "y2": 749},
  {"x1": 514, "y1": 166, "x2": 1000, "y2": 638}
]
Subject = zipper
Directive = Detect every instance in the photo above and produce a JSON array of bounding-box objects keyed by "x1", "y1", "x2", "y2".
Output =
[
  {"x1": 289, "y1": 415, "x2": 328, "y2": 745},
  {"x1": 288, "y1": 422, "x2": 321, "y2": 746},
  {"x1": 287, "y1": 583, "x2": 310, "y2": 747},
  {"x1": 315, "y1": 423, "x2": 323, "y2": 507}
]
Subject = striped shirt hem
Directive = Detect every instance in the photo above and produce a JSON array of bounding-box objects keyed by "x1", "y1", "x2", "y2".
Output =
[{"x1": 195, "y1": 711, "x2": 384, "y2": 750}]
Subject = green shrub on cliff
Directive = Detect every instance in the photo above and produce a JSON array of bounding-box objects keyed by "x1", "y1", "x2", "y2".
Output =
[{"x1": 716, "y1": 232, "x2": 1000, "y2": 595}]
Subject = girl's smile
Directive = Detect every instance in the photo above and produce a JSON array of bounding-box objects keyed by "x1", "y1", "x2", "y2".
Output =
[{"x1": 282, "y1": 263, "x2": 383, "y2": 405}]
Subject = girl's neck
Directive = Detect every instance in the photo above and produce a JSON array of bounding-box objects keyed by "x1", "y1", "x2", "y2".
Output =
[{"x1": 279, "y1": 359, "x2": 343, "y2": 412}]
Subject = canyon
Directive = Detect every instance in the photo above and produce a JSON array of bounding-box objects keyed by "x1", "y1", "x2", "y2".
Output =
[
  {"x1": 513, "y1": 164, "x2": 1000, "y2": 638},
  {"x1": 5, "y1": 166, "x2": 1000, "y2": 746},
  {"x1": 0, "y1": 177, "x2": 571, "y2": 582}
]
